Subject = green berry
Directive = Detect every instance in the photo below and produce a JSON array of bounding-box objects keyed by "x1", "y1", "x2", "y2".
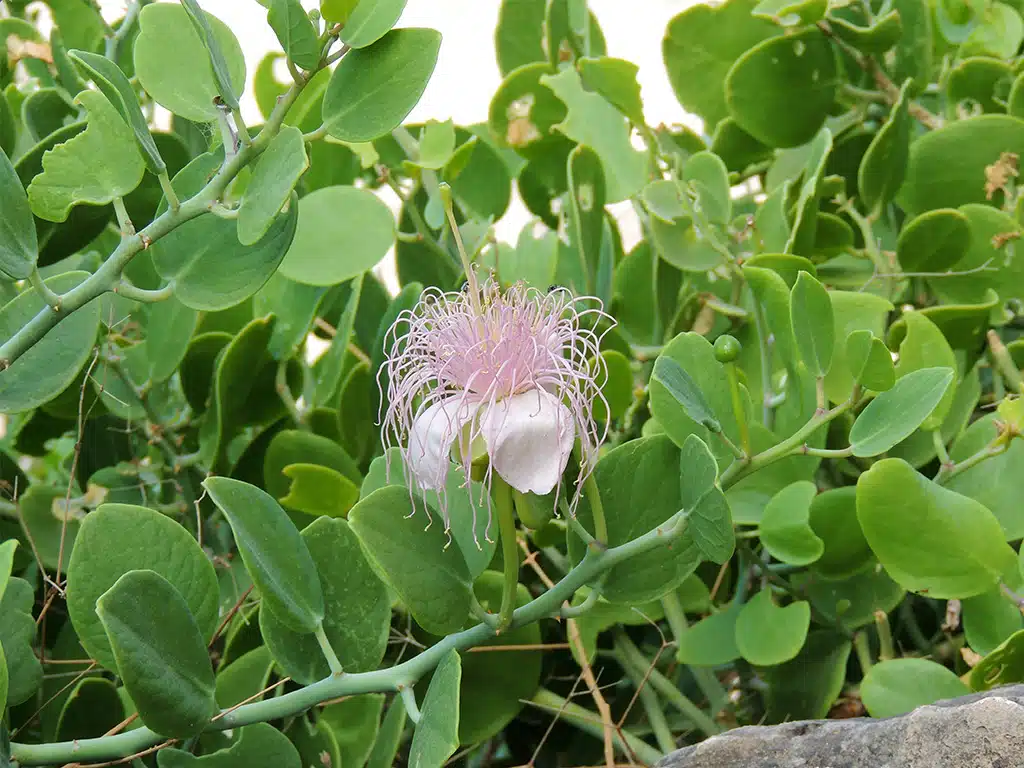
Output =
[{"x1": 714, "y1": 334, "x2": 741, "y2": 363}]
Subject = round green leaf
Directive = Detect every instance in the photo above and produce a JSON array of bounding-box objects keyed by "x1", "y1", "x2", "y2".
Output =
[
  {"x1": 963, "y1": 584, "x2": 1024, "y2": 656},
  {"x1": 278, "y1": 185, "x2": 395, "y2": 286},
  {"x1": 724, "y1": 28, "x2": 839, "y2": 148},
  {"x1": 676, "y1": 607, "x2": 741, "y2": 666},
  {"x1": 66, "y1": 503, "x2": 219, "y2": 672},
  {"x1": 856, "y1": 458, "x2": 1017, "y2": 598},
  {"x1": 900, "y1": 115, "x2": 1024, "y2": 215},
  {"x1": 762, "y1": 630, "x2": 851, "y2": 722},
  {"x1": 495, "y1": 0, "x2": 546, "y2": 75},
  {"x1": 0, "y1": 578, "x2": 42, "y2": 707},
  {"x1": 896, "y1": 208, "x2": 972, "y2": 273},
  {"x1": 808, "y1": 487, "x2": 873, "y2": 579},
  {"x1": 823, "y1": 290, "x2": 893, "y2": 404},
  {"x1": 340, "y1": 0, "x2": 408, "y2": 49},
  {"x1": 323, "y1": 28, "x2": 441, "y2": 142},
  {"x1": 759, "y1": 481, "x2": 824, "y2": 566},
  {"x1": 800, "y1": 563, "x2": 905, "y2": 631},
  {"x1": 860, "y1": 658, "x2": 969, "y2": 718},
  {"x1": 566, "y1": 435, "x2": 702, "y2": 604},
  {"x1": 237, "y1": 125, "x2": 309, "y2": 246},
  {"x1": 845, "y1": 329, "x2": 896, "y2": 393},
  {"x1": 892, "y1": 312, "x2": 958, "y2": 431},
  {"x1": 858, "y1": 80, "x2": 911, "y2": 216},
  {"x1": 947, "y1": 413, "x2": 1024, "y2": 540},
  {"x1": 134, "y1": 3, "x2": 245, "y2": 122},
  {"x1": 662, "y1": 0, "x2": 778, "y2": 127},
  {"x1": 260, "y1": 517, "x2": 389, "y2": 684},
  {"x1": 790, "y1": 272, "x2": 834, "y2": 377},
  {"x1": 348, "y1": 485, "x2": 472, "y2": 635},
  {"x1": 970, "y1": 628, "x2": 1024, "y2": 691},
  {"x1": 203, "y1": 476, "x2": 325, "y2": 634},
  {"x1": 409, "y1": 650, "x2": 461, "y2": 768},
  {"x1": 151, "y1": 152, "x2": 299, "y2": 310},
  {"x1": 0, "y1": 272, "x2": 101, "y2": 414},
  {"x1": 157, "y1": 723, "x2": 301, "y2": 768},
  {"x1": 850, "y1": 367, "x2": 954, "y2": 457},
  {"x1": 735, "y1": 589, "x2": 811, "y2": 666},
  {"x1": 933, "y1": 204, "x2": 1024, "y2": 305},
  {"x1": 96, "y1": 570, "x2": 217, "y2": 738},
  {"x1": 0, "y1": 146, "x2": 37, "y2": 279}
]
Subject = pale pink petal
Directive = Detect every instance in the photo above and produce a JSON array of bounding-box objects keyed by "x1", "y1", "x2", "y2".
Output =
[
  {"x1": 408, "y1": 398, "x2": 481, "y2": 491},
  {"x1": 480, "y1": 388, "x2": 574, "y2": 495}
]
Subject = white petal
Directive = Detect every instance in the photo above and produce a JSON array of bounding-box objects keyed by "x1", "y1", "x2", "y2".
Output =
[
  {"x1": 480, "y1": 389, "x2": 574, "y2": 495},
  {"x1": 408, "y1": 398, "x2": 480, "y2": 491}
]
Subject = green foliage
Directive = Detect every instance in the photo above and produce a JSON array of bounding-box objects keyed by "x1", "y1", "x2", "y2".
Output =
[{"x1": 5, "y1": 1, "x2": 1024, "y2": 764}]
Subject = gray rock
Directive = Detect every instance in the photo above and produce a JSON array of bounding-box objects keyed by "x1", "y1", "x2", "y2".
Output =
[{"x1": 657, "y1": 685, "x2": 1024, "y2": 768}]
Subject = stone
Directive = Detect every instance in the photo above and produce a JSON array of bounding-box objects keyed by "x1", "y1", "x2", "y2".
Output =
[{"x1": 657, "y1": 685, "x2": 1024, "y2": 768}]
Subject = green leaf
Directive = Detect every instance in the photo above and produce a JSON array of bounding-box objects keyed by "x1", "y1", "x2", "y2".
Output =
[
  {"x1": 0, "y1": 540, "x2": 16, "y2": 603},
  {"x1": 970, "y1": 628, "x2": 1024, "y2": 690},
  {"x1": 790, "y1": 272, "x2": 834, "y2": 377},
  {"x1": 254, "y1": 274, "x2": 328, "y2": 360},
  {"x1": 724, "y1": 28, "x2": 839, "y2": 148},
  {"x1": 179, "y1": 0, "x2": 243, "y2": 111},
  {"x1": 279, "y1": 464, "x2": 360, "y2": 519},
  {"x1": 752, "y1": 0, "x2": 827, "y2": 23},
  {"x1": 683, "y1": 151, "x2": 731, "y2": 226},
  {"x1": 650, "y1": 356, "x2": 722, "y2": 433},
  {"x1": 850, "y1": 367, "x2": 954, "y2": 457},
  {"x1": 676, "y1": 606, "x2": 742, "y2": 666},
  {"x1": 931, "y1": 204, "x2": 1024, "y2": 306},
  {"x1": 744, "y1": 264, "x2": 798, "y2": 368},
  {"x1": 65, "y1": 504, "x2": 219, "y2": 672},
  {"x1": 151, "y1": 152, "x2": 298, "y2": 310},
  {"x1": 96, "y1": 570, "x2": 217, "y2": 738},
  {"x1": 857, "y1": 458, "x2": 1017, "y2": 598},
  {"x1": 858, "y1": 80, "x2": 911, "y2": 216},
  {"x1": 237, "y1": 125, "x2": 309, "y2": 246},
  {"x1": 0, "y1": 640, "x2": 7, "y2": 712},
  {"x1": 762, "y1": 631, "x2": 851, "y2": 722},
  {"x1": 414, "y1": 119, "x2": 456, "y2": 169},
  {"x1": 860, "y1": 658, "x2": 969, "y2": 717},
  {"x1": 366, "y1": 697, "x2": 407, "y2": 768},
  {"x1": 215, "y1": 646, "x2": 274, "y2": 709},
  {"x1": 320, "y1": 694, "x2": 385, "y2": 768},
  {"x1": 259, "y1": 517, "x2": 389, "y2": 684},
  {"x1": 134, "y1": 3, "x2": 246, "y2": 122},
  {"x1": 947, "y1": 413, "x2": 1024, "y2": 540},
  {"x1": 323, "y1": 28, "x2": 441, "y2": 142},
  {"x1": 893, "y1": 312, "x2": 958, "y2": 430},
  {"x1": 203, "y1": 476, "x2": 325, "y2": 634},
  {"x1": 540, "y1": 67, "x2": 646, "y2": 201},
  {"x1": 0, "y1": 578, "x2": 42, "y2": 707},
  {"x1": 896, "y1": 208, "x2": 971, "y2": 273},
  {"x1": 567, "y1": 435, "x2": 702, "y2": 603},
  {"x1": 278, "y1": 186, "x2": 395, "y2": 286},
  {"x1": 680, "y1": 435, "x2": 734, "y2": 564},
  {"x1": 963, "y1": 584, "x2": 1023, "y2": 656},
  {"x1": 577, "y1": 56, "x2": 644, "y2": 125},
  {"x1": 361, "y1": 449, "x2": 497, "y2": 580},
  {"x1": 268, "y1": 0, "x2": 321, "y2": 70},
  {"x1": 340, "y1": 0, "x2": 409, "y2": 49},
  {"x1": 144, "y1": 297, "x2": 199, "y2": 384},
  {"x1": 313, "y1": 274, "x2": 363, "y2": 405},
  {"x1": 760, "y1": 481, "x2": 824, "y2": 566},
  {"x1": 495, "y1": 0, "x2": 547, "y2": 75},
  {"x1": 900, "y1": 115, "x2": 1024, "y2": 215},
  {"x1": 545, "y1": 0, "x2": 606, "y2": 66},
  {"x1": 349, "y1": 486, "x2": 472, "y2": 635},
  {"x1": 264, "y1": 430, "x2": 361, "y2": 513},
  {"x1": 566, "y1": 144, "x2": 606, "y2": 295},
  {"x1": 807, "y1": 487, "x2": 873, "y2": 579},
  {"x1": 649, "y1": 332, "x2": 744, "y2": 467},
  {"x1": 27, "y1": 90, "x2": 144, "y2": 222},
  {"x1": 0, "y1": 147, "x2": 37, "y2": 279},
  {"x1": 156, "y1": 723, "x2": 301, "y2": 768},
  {"x1": 662, "y1": 0, "x2": 778, "y2": 127},
  {"x1": 800, "y1": 563, "x2": 905, "y2": 631},
  {"x1": 735, "y1": 589, "x2": 811, "y2": 666},
  {"x1": 457, "y1": 573, "x2": 542, "y2": 745},
  {"x1": 845, "y1": 329, "x2": 895, "y2": 392},
  {"x1": 409, "y1": 650, "x2": 461, "y2": 767},
  {"x1": 255, "y1": 53, "x2": 289, "y2": 120},
  {"x1": 68, "y1": 50, "x2": 166, "y2": 177},
  {"x1": 0, "y1": 272, "x2": 101, "y2": 414}
]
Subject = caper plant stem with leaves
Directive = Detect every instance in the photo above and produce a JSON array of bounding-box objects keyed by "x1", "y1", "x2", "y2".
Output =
[
  {"x1": 10, "y1": 500, "x2": 695, "y2": 766},
  {"x1": 0, "y1": 40, "x2": 341, "y2": 372}
]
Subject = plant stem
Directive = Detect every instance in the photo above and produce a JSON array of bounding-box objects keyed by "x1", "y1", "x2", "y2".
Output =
[
  {"x1": 853, "y1": 630, "x2": 874, "y2": 672},
  {"x1": 528, "y1": 689, "x2": 663, "y2": 766},
  {"x1": 748, "y1": 298, "x2": 775, "y2": 430},
  {"x1": 719, "y1": 399, "x2": 852, "y2": 489},
  {"x1": 988, "y1": 329, "x2": 1024, "y2": 395},
  {"x1": 12, "y1": 499, "x2": 695, "y2": 766},
  {"x1": 874, "y1": 610, "x2": 895, "y2": 661},
  {"x1": 494, "y1": 476, "x2": 520, "y2": 634},
  {"x1": 0, "y1": 72, "x2": 309, "y2": 372},
  {"x1": 28, "y1": 267, "x2": 62, "y2": 311},
  {"x1": 113, "y1": 196, "x2": 134, "y2": 235},
  {"x1": 636, "y1": 673, "x2": 678, "y2": 754},
  {"x1": 115, "y1": 281, "x2": 174, "y2": 304},
  {"x1": 933, "y1": 433, "x2": 1010, "y2": 485},
  {"x1": 614, "y1": 631, "x2": 722, "y2": 737},
  {"x1": 399, "y1": 685, "x2": 421, "y2": 724},
  {"x1": 314, "y1": 622, "x2": 343, "y2": 676},
  {"x1": 725, "y1": 361, "x2": 751, "y2": 455},
  {"x1": 581, "y1": 466, "x2": 608, "y2": 546},
  {"x1": 158, "y1": 172, "x2": 180, "y2": 212}
]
